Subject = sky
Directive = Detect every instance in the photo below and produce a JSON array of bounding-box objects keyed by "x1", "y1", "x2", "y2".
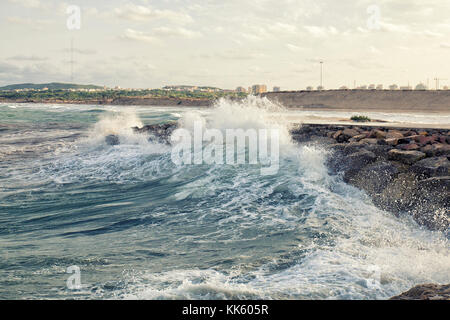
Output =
[{"x1": 0, "y1": 0, "x2": 449, "y2": 90}]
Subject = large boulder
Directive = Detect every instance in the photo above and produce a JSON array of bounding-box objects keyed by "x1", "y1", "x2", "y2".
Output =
[
  {"x1": 390, "y1": 284, "x2": 450, "y2": 300},
  {"x1": 342, "y1": 149, "x2": 377, "y2": 182},
  {"x1": 374, "y1": 173, "x2": 419, "y2": 213},
  {"x1": 410, "y1": 157, "x2": 450, "y2": 177},
  {"x1": 386, "y1": 130, "x2": 404, "y2": 139},
  {"x1": 348, "y1": 161, "x2": 399, "y2": 195},
  {"x1": 387, "y1": 149, "x2": 426, "y2": 165},
  {"x1": 371, "y1": 129, "x2": 387, "y2": 139},
  {"x1": 376, "y1": 174, "x2": 449, "y2": 231},
  {"x1": 421, "y1": 143, "x2": 450, "y2": 157},
  {"x1": 133, "y1": 122, "x2": 177, "y2": 144},
  {"x1": 105, "y1": 134, "x2": 120, "y2": 146}
]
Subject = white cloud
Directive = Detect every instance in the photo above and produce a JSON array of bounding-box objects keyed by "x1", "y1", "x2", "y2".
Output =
[
  {"x1": 304, "y1": 26, "x2": 338, "y2": 37},
  {"x1": 7, "y1": 55, "x2": 48, "y2": 61},
  {"x1": 153, "y1": 26, "x2": 202, "y2": 39},
  {"x1": 120, "y1": 29, "x2": 159, "y2": 43},
  {"x1": 286, "y1": 44, "x2": 303, "y2": 52},
  {"x1": 114, "y1": 3, "x2": 193, "y2": 24},
  {"x1": 7, "y1": 0, "x2": 40, "y2": 8}
]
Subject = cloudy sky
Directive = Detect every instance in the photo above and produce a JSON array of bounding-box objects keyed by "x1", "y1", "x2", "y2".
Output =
[{"x1": 1, "y1": 0, "x2": 449, "y2": 90}]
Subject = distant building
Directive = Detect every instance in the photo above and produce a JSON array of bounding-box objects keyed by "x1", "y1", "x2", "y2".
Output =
[
  {"x1": 339, "y1": 86, "x2": 349, "y2": 90},
  {"x1": 306, "y1": 86, "x2": 313, "y2": 91},
  {"x1": 389, "y1": 84, "x2": 398, "y2": 90},
  {"x1": 251, "y1": 84, "x2": 267, "y2": 94},
  {"x1": 236, "y1": 86, "x2": 247, "y2": 93},
  {"x1": 415, "y1": 83, "x2": 428, "y2": 90},
  {"x1": 376, "y1": 84, "x2": 383, "y2": 90},
  {"x1": 400, "y1": 85, "x2": 413, "y2": 90},
  {"x1": 443, "y1": 86, "x2": 449, "y2": 90},
  {"x1": 368, "y1": 84, "x2": 376, "y2": 90},
  {"x1": 272, "y1": 86, "x2": 281, "y2": 92},
  {"x1": 357, "y1": 85, "x2": 368, "y2": 90}
]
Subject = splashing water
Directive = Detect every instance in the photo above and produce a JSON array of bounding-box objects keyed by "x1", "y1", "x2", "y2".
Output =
[{"x1": 0, "y1": 99, "x2": 448, "y2": 300}]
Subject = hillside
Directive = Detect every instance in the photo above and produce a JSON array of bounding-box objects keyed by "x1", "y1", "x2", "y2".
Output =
[{"x1": 0, "y1": 82, "x2": 103, "y2": 91}]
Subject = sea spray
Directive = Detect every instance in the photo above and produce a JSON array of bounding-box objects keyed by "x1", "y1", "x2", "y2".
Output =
[{"x1": 1, "y1": 101, "x2": 449, "y2": 300}]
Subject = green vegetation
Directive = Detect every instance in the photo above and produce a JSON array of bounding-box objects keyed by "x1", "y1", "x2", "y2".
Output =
[
  {"x1": 350, "y1": 115, "x2": 371, "y2": 122},
  {"x1": 0, "y1": 88, "x2": 248, "y2": 103}
]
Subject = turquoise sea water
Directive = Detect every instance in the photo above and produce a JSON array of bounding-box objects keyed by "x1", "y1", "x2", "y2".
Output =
[{"x1": 0, "y1": 99, "x2": 448, "y2": 299}]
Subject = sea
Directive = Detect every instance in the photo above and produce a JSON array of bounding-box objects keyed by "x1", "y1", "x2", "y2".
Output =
[{"x1": 0, "y1": 97, "x2": 449, "y2": 299}]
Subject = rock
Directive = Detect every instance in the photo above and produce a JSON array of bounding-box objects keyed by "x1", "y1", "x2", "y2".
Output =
[
  {"x1": 343, "y1": 142, "x2": 366, "y2": 155},
  {"x1": 401, "y1": 130, "x2": 417, "y2": 137},
  {"x1": 365, "y1": 144, "x2": 394, "y2": 159},
  {"x1": 374, "y1": 173, "x2": 420, "y2": 213},
  {"x1": 350, "y1": 133, "x2": 368, "y2": 142},
  {"x1": 371, "y1": 129, "x2": 387, "y2": 139},
  {"x1": 385, "y1": 138, "x2": 399, "y2": 146},
  {"x1": 342, "y1": 149, "x2": 377, "y2": 181},
  {"x1": 438, "y1": 135, "x2": 449, "y2": 144},
  {"x1": 390, "y1": 284, "x2": 450, "y2": 300},
  {"x1": 416, "y1": 135, "x2": 436, "y2": 145},
  {"x1": 341, "y1": 128, "x2": 360, "y2": 140},
  {"x1": 105, "y1": 134, "x2": 119, "y2": 146},
  {"x1": 332, "y1": 130, "x2": 342, "y2": 140},
  {"x1": 133, "y1": 122, "x2": 177, "y2": 144},
  {"x1": 387, "y1": 149, "x2": 426, "y2": 165},
  {"x1": 386, "y1": 130, "x2": 404, "y2": 139},
  {"x1": 421, "y1": 143, "x2": 450, "y2": 157},
  {"x1": 360, "y1": 138, "x2": 378, "y2": 145},
  {"x1": 349, "y1": 161, "x2": 399, "y2": 195},
  {"x1": 397, "y1": 143, "x2": 420, "y2": 150},
  {"x1": 413, "y1": 176, "x2": 450, "y2": 230},
  {"x1": 410, "y1": 157, "x2": 450, "y2": 177}
]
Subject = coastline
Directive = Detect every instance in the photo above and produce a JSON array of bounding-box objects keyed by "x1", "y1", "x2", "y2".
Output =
[
  {"x1": 131, "y1": 122, "x2": 449, "y2": 232},
  {"x1": 2, "y1": 90, "x2": 450, "y2": 114},
  {"x1": 134, "y1": 122, "x2": 449, "y2": 300}
]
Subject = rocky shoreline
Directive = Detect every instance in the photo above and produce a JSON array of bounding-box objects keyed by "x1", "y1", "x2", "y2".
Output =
[
  {"x1": 116, "y1": 122, "x2": 449, "y2": 300},
  {"x1": 290, "y1": 124, "x2": 449, "y2": 232},
  {"x1": 129, "y1": 122, "x2": 449, "y2": 232}
]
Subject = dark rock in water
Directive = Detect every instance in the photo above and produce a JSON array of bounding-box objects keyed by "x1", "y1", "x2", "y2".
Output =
[
  {"x1": 105, "y1": 134, "x2": 119, "y2": 146},
  {"x1": 410, "y1": 156, "x2": 450, "y2": 177},
  {"x1": 390, "y1": 283, "x2": 450, "y2": 300},
  {"x1": 376, "y1": 173, "x2": 449, "y2": 231},
  {"x1": 374, "y1": 173, "x2": 419, "y2": 214},
  {"x1": 132, "y1": 122, "x2": 177, "y2": 144},
  {"x1": 387, "y1": 149, "x2": 426, "y2": 165},
  {"x1": 349, "y1": 161, "x2": 399, "y2": 195},
  {"x1": 342, "y1": 150, "x2": 377, "y2": 182}
]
